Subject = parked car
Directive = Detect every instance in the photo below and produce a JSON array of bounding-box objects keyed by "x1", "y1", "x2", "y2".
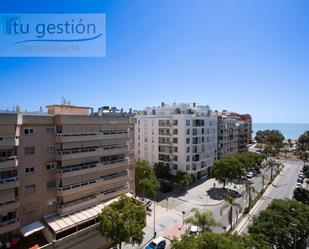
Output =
[
  {"x1": 246, "y1": 172, "x2": 255, "y2": 178},
  {"x1": 189, "y1": 225, "x2": 202, "y2": 236},
  {"x1": 146, "y1": 237, "x2": 166, "y2": 249},
  {"x1": 297, "y1": 178, "x2": 304, "y2": 184},
  {"x1": 160, "y1": 186, "x2": 173, "y2": 193},
  {"x1": 298, "y1": 174, "x2": 304, "y2": 179},
  {"x1": 296, "y1": 182, "x2": 303, "y2": 188}
]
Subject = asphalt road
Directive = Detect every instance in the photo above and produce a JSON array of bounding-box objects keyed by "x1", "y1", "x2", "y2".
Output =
[{"x1": 236, "y1": 160, "x2": 303, "y2": 234}]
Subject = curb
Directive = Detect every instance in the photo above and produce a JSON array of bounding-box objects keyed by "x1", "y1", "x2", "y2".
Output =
[
  {"x1": 175, "y1": 197, "x2": 225, "y2": 207},
  {"x1": 233, "y1": 165, "x2": 284, "y2": 234}
]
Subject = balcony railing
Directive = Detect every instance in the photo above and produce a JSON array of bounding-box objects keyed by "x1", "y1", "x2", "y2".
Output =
[
  {"x1": 57, "y1": 171, "x2": 128, "y2": 192},
  {"x1": 0, "y1": 176, "x2": 18, "y2": 184},
  {"x1": 0, "y1": 218, "x2": 19, "y2": 228},
  {"x1": 0, "y1": 137, "x2": 19, "y2": 147}
]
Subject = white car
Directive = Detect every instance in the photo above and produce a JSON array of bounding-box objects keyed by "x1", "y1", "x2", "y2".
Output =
[
  {"x1": 189, "y1": 225, "x2": 202, "y2": 236},
  {"x1": 246, "y1": 172, "x2": 254, "y2": 178},
  {"x1": 146, "y1": 237, "x2": 166, "y2": 249},
  {"x1": 296, "y1": 183, "x2": 303, "y2": 188}
]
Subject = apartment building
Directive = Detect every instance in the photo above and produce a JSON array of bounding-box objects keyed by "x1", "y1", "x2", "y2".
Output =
[
  {"x1": 0, "y1": 104, "x2": 135, "y2": 249},
  {"x1": 135, "y1": 103, "x2": 217, "y2": 180},
  {"x1": 219, "y1": 112, "x2": 253, "y2": 153},
  {"x1": 215, "y1": 113, "x2": 238, "y2": 159}
]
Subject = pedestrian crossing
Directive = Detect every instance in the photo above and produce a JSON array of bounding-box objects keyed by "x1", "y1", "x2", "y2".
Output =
[{"x1": 174, "y1": 201, "x2": 201, "y2": 217}]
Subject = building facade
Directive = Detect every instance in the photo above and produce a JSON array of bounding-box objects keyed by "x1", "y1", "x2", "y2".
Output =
[
  {"x1": 216, "y1": 113, "x2": 238, "y2": 159},
  {"x1": 0, "y1": 104, "x2": 135, "y2": 249},
  {"x1": 135, "y1": 103, "x2": 217, "y2": 180}
]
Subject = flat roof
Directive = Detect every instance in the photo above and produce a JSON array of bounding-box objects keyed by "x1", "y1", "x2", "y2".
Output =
[{"x1": 44, "y1": 193, "x2": 133, "y2": 234}]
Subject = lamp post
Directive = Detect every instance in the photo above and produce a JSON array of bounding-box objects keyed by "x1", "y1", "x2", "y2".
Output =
[
  {"x1": 182, "y1": 211, "x2": 185, "y2": 226},
  {"x1": 166, "y1": 197, "x2": 169, "y2": 211},
  {"x1": 153, "y1": 200, "x2": 156, "y2": 238}
]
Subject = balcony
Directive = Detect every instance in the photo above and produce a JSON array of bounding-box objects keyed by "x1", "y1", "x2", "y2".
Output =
[
  {"x1": 56, "y1": 172, "x2": 129, "y2": 197},
  {"x1": 56, "y1": 145, "x2": 129, "y2": 161},
  {"x1": 0, "y1": 177, "x2": 19, "y2": 190},
  {"x1": 0, "y1": 156, "x2": 18, "y2": 171},
  {"x1": 56, "y1": 159, "x2": 129, "y2": 179},
  {"x1": 0, "y1": 137, "x2": 19, "y2": 148},
  {"x1": 55, "y1": 131, "x2": 128, "y2": 143},
  {"x1": 0, "y1": 218, "x2": 20, "y2": 234},
  {"x1": 57, "y1": 186, "x2": 128, "y2": 215},
  {"x1": 0, "y1": 198, "x2": 19, "y2": 213}
]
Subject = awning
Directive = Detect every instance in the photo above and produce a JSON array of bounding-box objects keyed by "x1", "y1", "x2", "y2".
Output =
[{"x1": 20, "y1": 221, "x2": 44, "y2": 237}]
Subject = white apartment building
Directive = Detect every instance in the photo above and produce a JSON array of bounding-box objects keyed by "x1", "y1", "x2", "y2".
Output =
[{"x1": 135, "y1": 103, "x2": 217, "y2": 180}]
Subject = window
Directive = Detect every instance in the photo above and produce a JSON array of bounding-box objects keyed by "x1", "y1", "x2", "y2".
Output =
[
  {"x1": 186, "y1": 155, "x2": 190, "y2": 162},
  {"x1": 186, "y1": 120, "x2": 190, "y2": 126},
  {"x1": 186, "y1": 138, "x2": 190, "y2": 144},
  {"x1": 173, "y1": 137, "x2": 178, "y2": 144},
  {"x1": 46, "y1": 162, "x2": 56, "y2": 170},
  {"x1": 186, "y1": 129, "x2": 190, "y2": 135},
  {"x1": 46, "y1": 145, "x2": 55, "y2": 153},
  {"x1": 46, "y1": 180, "x2": 56, "y2": 189},
  {"x1": 172, "y1": 164, "x2": 178, "y2": 170},
  {"x1": 24, "y1": 128, "x2": 34, "y2": 135},
  {"x1": 173, "y1": 129, "x2": 178, "y2": 135},
  {"x1": 24, "y1": 147, "x2": 35, "y2": 155},
  {"x1": 24, "y1": 166, "x2": 34, "y2": 175},
  {"x1": 186, "y1": 147, "x2": 190, "y2": 153},
  {"x1": 25, "y1": 184, "x2": 36, "y2": 194},
  {"x1": 46, "y1": 127, "x2": 54, "y2": 134},
  {"x1": 192, "y1": 128, "x2": 197, "y2": 136},
  {"x1": 173, "y1": 120, "x2": 178, "y2": 126}
]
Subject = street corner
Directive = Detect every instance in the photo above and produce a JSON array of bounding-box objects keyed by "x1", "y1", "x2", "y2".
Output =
[{"x1": 165, "y1": 223, "x2": 187, "y2": 241}]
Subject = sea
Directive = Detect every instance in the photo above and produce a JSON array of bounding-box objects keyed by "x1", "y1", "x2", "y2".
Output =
[{"x1": 253, "y1": 123, "x2": 309, "y2": 140}]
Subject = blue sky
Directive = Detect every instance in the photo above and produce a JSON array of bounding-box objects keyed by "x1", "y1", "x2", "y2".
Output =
[{"x1": 0, "y1": 0, "x2": 308, "y2": 123}]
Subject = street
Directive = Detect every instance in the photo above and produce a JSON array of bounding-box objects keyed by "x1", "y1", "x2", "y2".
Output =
[{"x1": 123, "y1": 160, "x2": 304, "y2": 249}]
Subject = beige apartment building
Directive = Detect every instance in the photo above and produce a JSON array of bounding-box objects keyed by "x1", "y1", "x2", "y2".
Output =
[{"x1": 0, "y1": 104, "x2": 135, "y2": 249}]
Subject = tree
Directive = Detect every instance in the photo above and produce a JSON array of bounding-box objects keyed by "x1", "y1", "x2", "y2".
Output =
[
  {"x1": 255, "y1": 129, "x2": 285, "y2": 146},
  {"x1": 220, "y1": 195, "x2": 242, "y2": 231},
  {"x1": 298, "y1": 131, "x2": 309, "y2": 150},
  {"x1": 249, "y1": 199, "x2": 309, "y2": 249},
  {"x1": 153, "y1": 162, "x2": 171, "y2": 180},
  {"x1": 293, "y1": 187, "x2": 309, "y2": 205},
  {"x1": 135, "y1": 160, "x2": 160, "y2": 198},
  {"x1": 211, "y1": 156, "x2": 245, "y2": 189},
  {"x1": 261, "y1": 172, "x2": 269, "y2": 189},
  {"x1": 99, "y1": 195, "x2": 146, "y2": 249},
  {"x1": 185, "y1": 209, "x2": 223, "y2": 233},
  {"x1": 175, "y1": 171, "x2": 192, "y2": 191},
  {"x1": 242, "y1": 181, "x2": 257, "y2": 209},
  {"x1": 171, "y1": 232, "x2": 271, "y2": 249}
]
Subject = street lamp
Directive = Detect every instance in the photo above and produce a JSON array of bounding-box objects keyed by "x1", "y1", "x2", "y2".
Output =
[
  {"x1": 166, "y1": 197, "x2": 169, "y2": 211},
  {"x1": 182, "y1": 211, "x2": 185, "y2": 226}
]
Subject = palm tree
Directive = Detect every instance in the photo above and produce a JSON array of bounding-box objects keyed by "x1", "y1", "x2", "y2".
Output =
[
  {"x1": 220, "y1": 195, "x2": 242, "y2": 232},
  {"x1": 261, "y1": 172, "x2": 269, "y2": 189},
  {"x1": 185, "y1": 209, "x2": 223, "y2": 233},
  {"x1": 268, "y1": 160, "x2": 275, "y2": 181},
  {"x1": 242, "y1": 182, "x2": 257, "y2": 208}
]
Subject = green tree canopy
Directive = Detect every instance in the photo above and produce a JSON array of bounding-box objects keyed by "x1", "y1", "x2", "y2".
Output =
[
  {"x1": 255, "y1": 129, "x2": 285, "y2": 146},
  {"x1": 220, "y1": 195, "x2": 242, "y2": 231},
  {"x1": 298, "y1": 131, "x2": 309, "y2": 150},
  {"x1": 175, "y1": 171, "x2": 192, "y2": 188},
  {"x1": 249, "y1": 199, "x2": 309, "y2": 249},
  {"x1": 135, "y1": 160, "x2": 160, "y2": 198},
  {"x1": 211, "y1": 156, "x2": 245, "y2": 188},
  {"x1": 185, "y1": 209, "x2": 223, "y2": 233},
  {"x1": 293, "y1": 187, "x2": 309, "y2": 205},
  {"x1": 171, "y1": 232, "x2": 271, "y2": 249},
  {"x1": 99, "y1": 195, "x2": 146, "y2": 249},
  {"x1": 153, "y1": 162, "x2": 171, "y2": 180}
]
